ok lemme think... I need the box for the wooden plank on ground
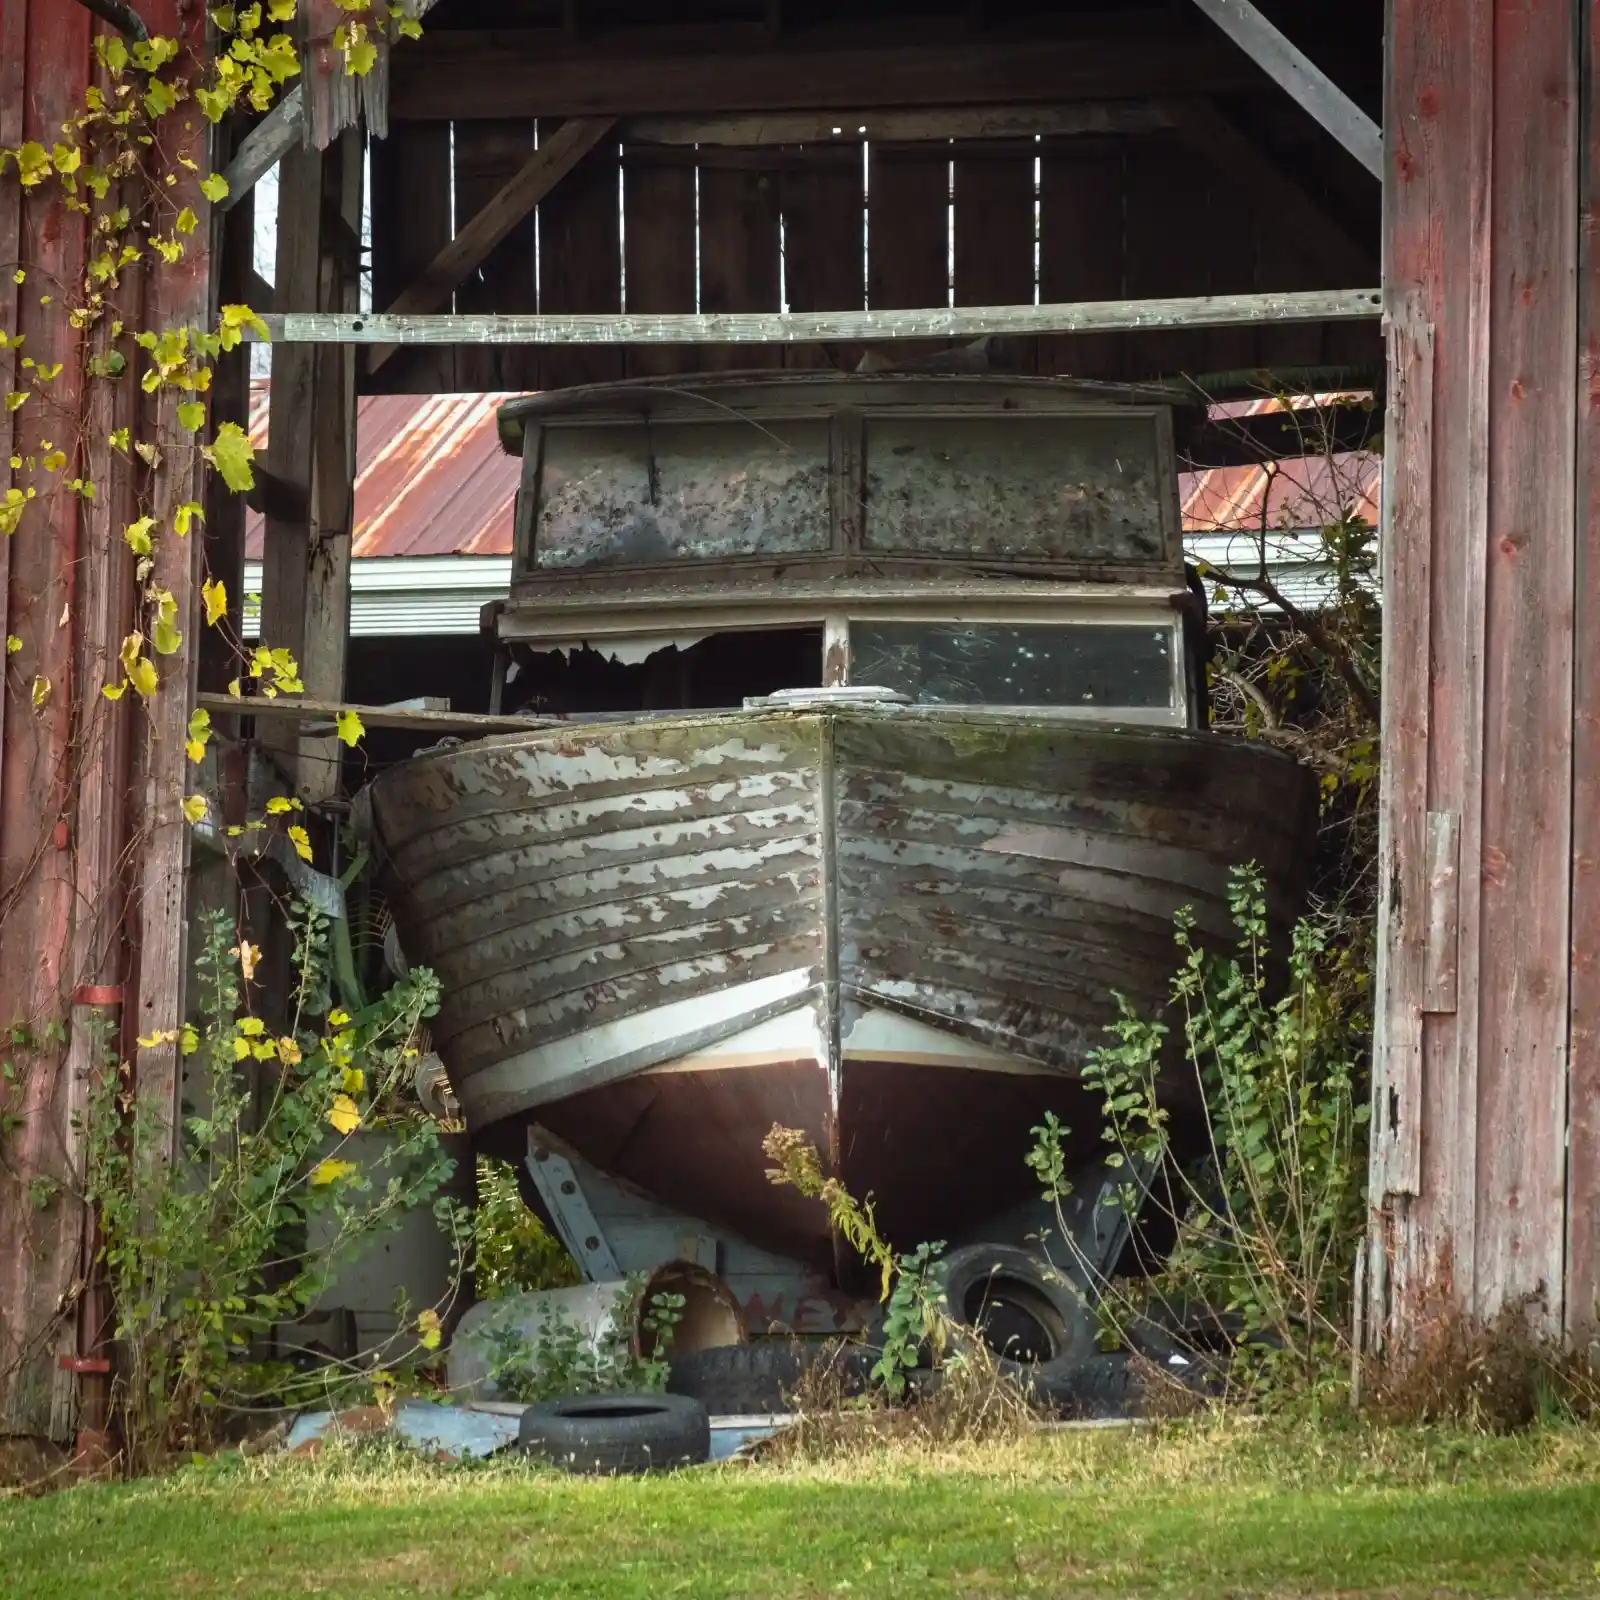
[622,149,697,377]
[367,119,454,391]
[538,123,624,390]
[698,158,783,371]
[1038,138,1126,380]
[449,118,540,390]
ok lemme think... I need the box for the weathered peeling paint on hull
[370,706,1315,1255]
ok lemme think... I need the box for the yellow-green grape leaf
[175,206,199,236]
[15,145,49,189]
[52,143,82,176]
[152,590,182,655]
[268,0,297,18]
[174,501,204,536]
[123,516,155,556]
[181,794,208,825]
[417,1309,442,1351]
[4,635,19,655]
[200,172,230,204]
[120,633,158,699]
[265,795,300,814]
[30,675,49,709]
[41,450,66,473]
[186,706,212,764]
[201,576,227,626]
[397,15,422,38]
[4,393,25,412]
[311,1158,358,1188]
[287,823,313,862]
[176,400,206,433]
[335,708,365,748]
[102,681,126,701]
[327,1094,361,1135]
[205,420,254,491]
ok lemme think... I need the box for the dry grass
[755,1338,1040,1465]
[1369,1298,1600,1431]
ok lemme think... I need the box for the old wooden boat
[367,374,1317,1274]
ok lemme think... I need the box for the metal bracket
[524,1127,622,1281]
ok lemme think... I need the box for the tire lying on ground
[517,1392,710,1474]
[667,1339,872,1413]
[935,1244,1098,1404]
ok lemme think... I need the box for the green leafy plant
[472,1157,580,1299]
[762,1126,950,1399]
[85,901,467,1471]
[471,1281,684,1403]
[1030,864,1371,1405]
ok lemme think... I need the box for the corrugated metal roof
[244,383,1383,564]
[245,385,520,560]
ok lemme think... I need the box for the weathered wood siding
[1373,0,1588,1341]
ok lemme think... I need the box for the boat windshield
[844,617,1184,724]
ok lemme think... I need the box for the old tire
[517,1392,709,1474]
[937,1244,1096,1400]
[667,1339,870,1412]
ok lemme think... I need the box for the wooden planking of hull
[369,706,1316,1261]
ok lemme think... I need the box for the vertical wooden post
[1375,0,1580,1346]
[260,133,358,803]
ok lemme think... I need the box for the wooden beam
[259,141,321,792]
[625,103,1175,147]
[199,693,558,735]
[1163,98,1376,284]
[389,30,1260,121]
[260,288,1382,346]
[367,115,614,375]
[217,87,304,211]
[300,129,363,805]
[1186,0,1382,178]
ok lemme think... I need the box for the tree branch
[72,0,149,41]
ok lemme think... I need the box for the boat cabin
[487,373,1206,728]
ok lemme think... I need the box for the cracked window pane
[536,419,832,569]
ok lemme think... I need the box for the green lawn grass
[3,1420,1598,1597]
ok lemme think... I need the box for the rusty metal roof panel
[245,384,521,560]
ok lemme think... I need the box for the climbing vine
[1,3,424,857]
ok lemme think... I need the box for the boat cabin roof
[490,372,1206,730]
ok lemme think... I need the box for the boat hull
[370,708,1315,1262]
